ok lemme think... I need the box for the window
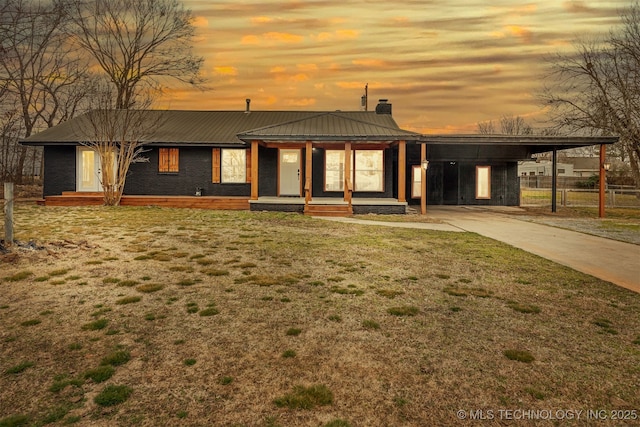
[325,150,346,192]
[557,168,565,174]
[476,166,491,199]
[159,148,179,173]
[324,149,383,192]
[354,150,383,192]
[222,149,246,183]
[212,148,250,183]
[411,165,422,198]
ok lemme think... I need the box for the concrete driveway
[322,206,640,293]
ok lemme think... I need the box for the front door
[279,149,301,196]
[76,147,102,192]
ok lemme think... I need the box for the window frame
[411,165,422,198]
[475,165,491,199]
[324,149,384,193]
[221,148,247,183]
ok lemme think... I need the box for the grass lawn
[1,204,639,426]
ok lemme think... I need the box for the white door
[279,149,301,196]
[76,147,102,192]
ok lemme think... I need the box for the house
[21,100,618,215]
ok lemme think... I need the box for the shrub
[387,306,419,316]
[94,385,133,407]
[100,350,131,367]
[273,384,333,410]
[115,296,141,305]
[84,365,114,383]
[504,349,535,363]
[286,328,302,336]
[82,318,109,331]
[5,361,34,375]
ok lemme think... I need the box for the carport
[414,135,619,217]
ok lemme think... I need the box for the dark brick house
[21,100,617,215]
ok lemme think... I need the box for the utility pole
[361,83,368,111]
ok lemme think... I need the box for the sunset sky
[160,0,629,134]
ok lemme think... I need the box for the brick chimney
[375,99,392,115]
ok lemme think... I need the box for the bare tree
[67,0,205,109]
[540,3,640,187]
[0,0,90,183]
[75,83,158,206]
[477,114,534,135]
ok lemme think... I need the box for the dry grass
[0,204,639,426]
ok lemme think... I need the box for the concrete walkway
[321,207,640,294]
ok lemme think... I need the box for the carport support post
[4,182,14,246]
[599,144,606,218]
[551,148,557,213]
[420,143,427,215]
[250,140,259,200]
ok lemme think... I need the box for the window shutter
[169,148,179,172]
[212,148,221,183]
[246,148,251,183]
[159,148,168,172]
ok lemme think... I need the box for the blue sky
[160,0,629,133]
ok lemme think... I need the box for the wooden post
[397,140,406,202]
[420,144,427,215]
[344,142,352,204]
[599,144,606,218]
[250,140,259,200]
[4,182,14,246]
[305,141,313,203]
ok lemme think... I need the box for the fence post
[610,190,615,208]
[4,182,14,246]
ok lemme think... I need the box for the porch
[250,197,407,216]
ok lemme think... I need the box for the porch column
[599,144,606,218]
[344,142,352,204]
[398,140,406,202]
[251,140,259,200]
[420,143,427,215]
[305,141,313,203]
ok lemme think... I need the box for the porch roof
[237,112,422,142]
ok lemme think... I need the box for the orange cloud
[251,16,272,24]
[270,66,286,73]
[336,30,358,40]
[286,98,316,107]
[264,32,304,43]
[506,25,533,43]
[492,25,533,43]
[290,73,309,82]
[241,35,260,44]
[192,16,208,28]
[241,32,304,45]
[297,63,318,72]
[352,59,387,68]
[213,66,238,76]
[311,30,358,42]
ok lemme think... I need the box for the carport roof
[420,134,619,153]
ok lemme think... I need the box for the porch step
[304,204,353,217]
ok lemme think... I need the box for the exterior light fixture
[603,162,611,171]
[421,159,429,170]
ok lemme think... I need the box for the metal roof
[21,109,413,146]
[420,134,619,150]
[21,110,619,150]
[237,112,422,142]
